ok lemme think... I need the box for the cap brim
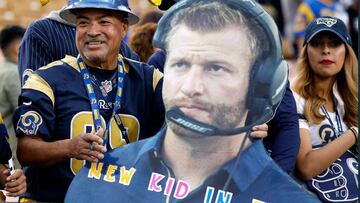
[304,28,349,46]
[59,4,139,25]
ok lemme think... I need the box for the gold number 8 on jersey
[70,111,139,174]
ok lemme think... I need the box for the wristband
[349,126,358,143]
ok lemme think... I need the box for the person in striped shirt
[13,0,165,201]
[18,0,140,85]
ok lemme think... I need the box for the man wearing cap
[13,0,165,201]
[18,0,140,85]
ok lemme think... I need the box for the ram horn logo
[316,18,337,27]
[17,111,43,135]
[22,68,34,85]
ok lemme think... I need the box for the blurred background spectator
[0,25,25,169]
[280,0,303,59]
[138,10,163,25]
[344,0,358,55]
[128,22,158,62]
[127,10,162,62]
[258,0,296,59]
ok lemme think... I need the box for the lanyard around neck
[321,105,343,136]
[77,55,125,146]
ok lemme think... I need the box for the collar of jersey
[61,54,145,80]
[133,125,272,192]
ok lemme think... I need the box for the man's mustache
[84,37,106,43]
[166,98,213,112]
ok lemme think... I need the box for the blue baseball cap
[303,16,352,46]
[60,0,139,25]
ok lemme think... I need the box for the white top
[293,83,348,147]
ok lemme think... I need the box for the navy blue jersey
[0,113,11,164]
[18,17,140,85]
[13,55,164,202]
[263,81,300,174]
[147,49,166,73]
[65,127,319,203]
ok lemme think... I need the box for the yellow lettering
[119,166,136,186]
[88,162,104,179]
[252,199,266,203]
[104,164,118,182]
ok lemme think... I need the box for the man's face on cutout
[163,24,253,136]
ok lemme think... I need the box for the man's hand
[3,169,26,197]
[68,128,107,162]
[251,124,268,139]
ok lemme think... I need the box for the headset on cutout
[153,0,289,136]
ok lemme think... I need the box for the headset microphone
[166,106,274,136]
[166,105,275,191]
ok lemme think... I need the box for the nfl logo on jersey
[101,80,113,93]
